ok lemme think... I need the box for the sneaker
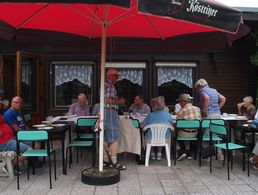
[156,153,162,161]
[217,152,224,161]
[151,153,156,160]
[253,165,258,171]
[177,153,187,161]
[249,157,254,164]
[187,155,192,160]
[13,165,23,175]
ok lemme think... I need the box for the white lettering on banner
[186,0,218,18]
[171,0,182,6]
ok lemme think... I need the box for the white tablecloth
[118,118,141,155]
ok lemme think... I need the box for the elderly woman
[237,96,256,120]
[140,96,173,160]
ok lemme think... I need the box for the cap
[179,94,193,101]
[107,68,121,76]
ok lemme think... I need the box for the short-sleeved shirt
[240,105,256,120]
[0,115,14,144]
[129,103,151,115]
[3,108,26,130]
[200,86,221,115]
[104,79,118,109]
[68,102,90,116]
[177,103,202,120]
[142,110,173,140]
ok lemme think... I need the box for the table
[118,116,141,155]
[34,123,71,174]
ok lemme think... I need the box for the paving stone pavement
[0,147,258,195]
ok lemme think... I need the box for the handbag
[201,146,215,159]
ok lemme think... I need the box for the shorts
[104,108,120,142]
[0,139,31,153]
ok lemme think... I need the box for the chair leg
[242,149,246,172]
[54,151,57,180]
[76,148,79,163]
[145,145,151,167]
[17,155,20,190]
[199,140,202,167]
[48,155,52,189]
[231,151,233,170]
[227,151,230,180]
[165,145,171,167]
[247,151,250,177]
[174,139,177,166]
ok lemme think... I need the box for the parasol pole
[98,22,107,172]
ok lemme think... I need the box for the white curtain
[118,69,143,86]
[54,64,92,87]
[158,67,192,87]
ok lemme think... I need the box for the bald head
[11,96,23,111]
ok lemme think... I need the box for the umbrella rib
[65,4,102,24]
[144,14,164,40]
[107,4,137,25]
[16,4,49,30]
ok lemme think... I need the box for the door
[16,51,42,123]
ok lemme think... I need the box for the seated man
[3,96,41,167]
[176,94,202,160]
[67,93,90,116]
[237,96,256,120]
[235,96,257,145]
[129,95,151,115]
[140,96,173,160]
[0,115,30,171]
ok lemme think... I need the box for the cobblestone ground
[0,148,257,195]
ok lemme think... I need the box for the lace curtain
[118,69,143,86]
[157,67,193,87]
[54,64,92,87]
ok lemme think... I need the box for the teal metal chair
[199,119,224,166]
[16,130,56,189]
[65,118,97,173]
[131,118,140,128]
[209,122,249,180]
[174,119,201,165]
[23,113,32,128]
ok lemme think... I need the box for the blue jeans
[0,139,31,153]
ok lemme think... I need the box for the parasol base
[81,167,120,186]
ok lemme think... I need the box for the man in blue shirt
[195,78,226,119]
[4,96,27,131]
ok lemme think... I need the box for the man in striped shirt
[129,95,151,115]
[176,94,202,160]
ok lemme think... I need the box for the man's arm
[202,94,209,117]
[219,95,226,109]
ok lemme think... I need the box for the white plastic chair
[143,123,174,167]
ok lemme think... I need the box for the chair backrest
[17,130,48,141]
[201,119,225,129]
[131,119,140,128]
[176,119,200,129]
[23,114,32,123]
[77,118,97,127]
[209,123,227,136]
[143,123,173,145]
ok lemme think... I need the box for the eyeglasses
[12,101,22,104]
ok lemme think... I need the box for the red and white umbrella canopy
[0,0,243,171]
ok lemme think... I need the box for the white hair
[195,78,208,88]
[243,96,253,104]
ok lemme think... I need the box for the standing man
[195,78,226,119]
[67,93,90,116]
[176,94,202,160]
[104,68,126,170]
[129,95,151,115]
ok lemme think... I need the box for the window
[156,62,196,105]
[106,62,145,107]
[21,57,37,111]
[51,61,93,108]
